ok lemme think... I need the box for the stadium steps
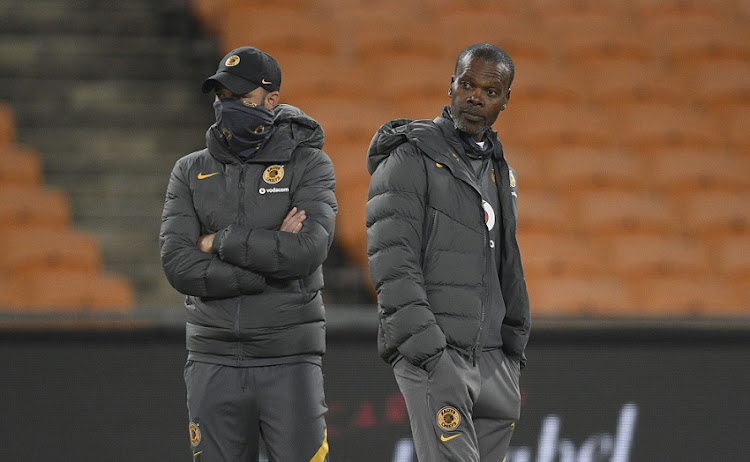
[0,0,218,308]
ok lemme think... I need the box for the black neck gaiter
[213,99,276,160]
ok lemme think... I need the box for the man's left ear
[502,87,511,110]
[264,91,280,110]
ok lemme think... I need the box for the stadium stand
[4,0,747,316]
[542,147,647,192]
[518,232,604,278]
[574,191,679,235]
[523,274,639,316]
[0,185,70,230]
[0,145,42,187]
[0,102,15,145]
[0,104,134,311]
[649,149,750,192]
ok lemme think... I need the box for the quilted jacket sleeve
[213,149,337,280]
[366,146,446,367]
[159,160,267,297]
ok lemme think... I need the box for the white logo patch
[259,187,290,195]
[482,200,496,231]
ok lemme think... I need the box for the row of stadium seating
[0,103,133,312]
[190,0,749,316]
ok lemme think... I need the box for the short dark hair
[455,43,515,89]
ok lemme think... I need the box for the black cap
[202,46,281,95]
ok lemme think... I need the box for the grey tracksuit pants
[184,361,329,462]
[393,347,521,462]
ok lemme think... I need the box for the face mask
[213,99,275,159]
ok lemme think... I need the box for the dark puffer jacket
[160,104,337,360]
[366,116,530,368]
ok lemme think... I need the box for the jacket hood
[368,117,454,174]
[367,115,505,175]
[366,118,413,174]
[207,103,324,164]
[272,103,325,150]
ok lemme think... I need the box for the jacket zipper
[441,152,488,366]
[473,205,489,366]
[234,164,246,360]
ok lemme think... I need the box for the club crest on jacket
[263,165,284,184]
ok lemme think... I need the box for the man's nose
[467,90,482,105]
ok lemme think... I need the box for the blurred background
[0,0,748,460]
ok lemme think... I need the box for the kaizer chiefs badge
[437,406,461,430]
[225,55,240,67]
[509,170,516,188]
[263,165,284,184]
[189,422,201,446]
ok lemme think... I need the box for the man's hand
[280,206,306,233]
[197,233,215,253]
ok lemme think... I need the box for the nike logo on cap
[440,434,461,442]
[262,79,272,85]
[197,172,220,180]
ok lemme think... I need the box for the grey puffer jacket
[160,104,337,360]
[366,116,530,368]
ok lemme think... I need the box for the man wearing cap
[160,46,336,461]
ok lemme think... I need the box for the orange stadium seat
[218,8,336,58]
[342,12,446,61]
[526,274,639,317]
[638,276,744,316]
[516,191,576,233]
[518,232,603,277]
[737,280,750,313]
[559,22,654,66]
[191,0,230,34]
[629,0,728,21]
[501,102,615,150]
[636,4,729,41]
[24,270,134,313]
[726,108,750,149]
[511,62,582,104]
[0,186,70,229]
[664,28,750,66]
[740,0,750,17]
[582,63,690,108]
[607,234,711,278]
[0,103,15,146]
[389,94,451,121]
[425,0,526,17]
[617,104,724,151]
[0,228,101,274]
[374,56,454,107]
[335,181,369,266]
[302,99,392,145]
[0,145,42,187]
[530,0,625,23]
[434,18,553,69]
[717,235,750,277]
[542,147,646,192]
[0,275,29,309]
[325,139,370,188]
[320,0,423,10]
[680,191,750,235]
[694,62,750,111]
[503,148,546,192]
[649,149,750,192]
[574,191,679,235]
[278,55,372,104]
